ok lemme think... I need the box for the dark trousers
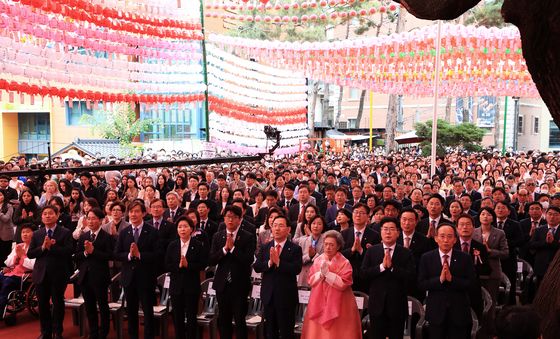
[216,285,249,339]
[263,300,296,339]
[0,240,11,267]
[429,310,471,339]
[371,314,405,339]
[81,279,110,339]
[125,281,155,339]
[0,274,21,313]
[36,274,66,337]
[171,292,199,339]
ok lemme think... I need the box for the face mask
[541,201,550,210]
[541,189,549,194]
[421,173,428,179]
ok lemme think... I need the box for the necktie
[47,229,53,238]
[91,232,96,242]
[170,211,175,219]
[133,227,140,243]
[200,220,205,230]
[385,247,392,255]
[498,221,504,230]
[276,244,282,256]
[404,236,411,249]
[462,242,469,253]
[443,254,449,267]
[431,220,436,228]
[356,231,362,242]
[549,228,556,236]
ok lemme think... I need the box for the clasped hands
[440,262,453,283]
[129,242,140,259]
[42,235,56,251]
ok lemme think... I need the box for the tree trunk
[385,8,407,153]
[322,83,330,127]
[308,81,319,144]
[494,97,501,147]
[355,90,367,128]
[335,86,344,129]
[444,97,452,122]
[385,94,399,152]
[533,250,560,339]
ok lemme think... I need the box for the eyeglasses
[352,211,368,215]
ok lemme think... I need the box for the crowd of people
[0,146,554,339]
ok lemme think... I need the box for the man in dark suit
[445,178,466,207]
[244,172,262,204]
[325,187,352,224]
[463,177,482,202]
[455,213,490,320]
[397,207,434,301]
[164,191,185,225]
[529,206,560,286]
[254,190,280,226]
[418,224,476,339]
[190,182,220,222]
[196,200,219,248]
[341,203,381,292]
[28,205,74,339]
[254,215,303,339]
[149,199,176,256]
[114,201,160,339]
[209,206,256,339]
[361,217,415,339]
[416,194,452,238]
[308,179,324,204]
[218,199,257,236]
[495,200,524,305]
[519,202,547,264]
[165,216,207,339]
[75,208,114,339]
[318,185,336,217]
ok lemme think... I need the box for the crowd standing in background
[0,145,554,339]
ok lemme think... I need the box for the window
[349,88,360,100]
[141,102,202,141]
[66,101,102,126]
[533,117,539,134]
[517,115,524,134]
[338,121,348,129]
[550,121,560,148]
[19,113,50,141]
[348,119,357,129]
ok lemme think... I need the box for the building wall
[49,103,94,154]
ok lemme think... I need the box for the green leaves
[415,119,486,156]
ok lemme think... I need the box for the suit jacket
[190,199,220,222]
[529,225,560,277]
[454,238,489,319]
[286,201,301,231]
[164,238,207,296]
[218,218,256,237]
[361,244,415,319]
[151,218,177,253]
[417,216,452,237]
[208,228,256,294]
[114,224,160,288]
[397,231,435,266]
[27,226,74,285]
[497,218,524,272]
[318,198,334,217]
[519,218,547,262]
[75,229,114,286]
[341,227,381,292]
[472,227,509,279]
[325,203,352,224]
[418,249,476,326]
[163,207,185,224]
[311,191,323,205]
[253,240,303,307]
[198,219,218,247]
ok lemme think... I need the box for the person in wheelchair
[0,223,36,318]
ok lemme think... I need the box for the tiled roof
[53,139,132,158]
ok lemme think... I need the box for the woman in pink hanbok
[302,230,362,339]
